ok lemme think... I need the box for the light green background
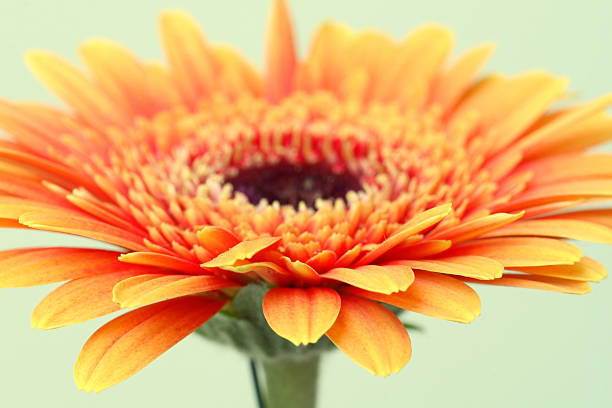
[0,0,611,407]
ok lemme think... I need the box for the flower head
[1,0,610,392]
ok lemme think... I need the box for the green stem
[252,354,320,408]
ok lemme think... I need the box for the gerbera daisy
[0,0,610,406]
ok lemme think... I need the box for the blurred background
[0,0,610,407]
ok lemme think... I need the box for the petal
[323,264,414,294]
[18,210,149,252]
[196,226,240,255]
[372,25,452,104]
[113,274,238,308]
[74,296,225,392]
[493,179,612,212]
[79,39,156,116]
[31,270,143,329]
[355,203,452,266]
[538,209,612,229]
[432,42,495,112]
[0,195,82,220]
[450,237,583,267]
[280,257,323,285]
[0,248,128,287]
[390,255,503,280]
[483,218,612,244]
[201,236,280,268]
[25,51,128,128]
[265,0,296,102]
[0,147,103,196]
[487,74,568,154]
[326,293,412,377]
[516,93,612,159]
[383,239,452,260]
[343,270,481,323]
[465,274,591,294]
[430,212,524,243]
[119,252,203,275]
[262,287,341,346]
[158,10,216,106]
[517,153,612,186]
[511,257,607,282]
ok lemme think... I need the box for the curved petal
[343,271,481,323]
[201,237,280,268]
[326,293,411,377]
[355,203,452,266]
[464,274,591,294]
[511,257,607,282]
[119,252,203,275]
[484,218,612,244]
[450,237,583,267]
[262,287,341,346]
[0,248,128,287]
[323,264,414,294]
[31,270,143,329]
[74,296,225,392]
[18,210,149,252]
[25,51,129,128]
[113,274,238,308]
[390,256,503,280]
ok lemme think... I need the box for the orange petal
[196,226,240,255]
[158,10,216,107]
[201,236,280,268]
[119,252,203,275]
[0,218,24,228]
[488,74,568,154]
[303,22,354,90]
[512,256,607,282]
[306,250,337,273]
[25,51,128,128]
[18,210,149,252]
[355,203,452,266]
[432,43,495,112]
[483,218,612,244]
[31,270,143,330]
[0,195,82,220]
[373,25,452,103]
[113,274,238,308]
[79,39,156,117]
[493,179,612,212]
[265,0,296,102]
[429,212,524,243]
[74,296,225,392]
[0,146,103,196]
[280,257,323,285]
[262,287,341,346]
[517,153,612,186]
[535,209,612,229]
[464,274,591,294]
[323,264,414,294]
[450,237,583,267]
[343,270,481,323]
[383,239,452,260]
[516,93,612,159]
[390,255,503,280]
[0,248,130,287]
[326,293,411,376]
[212,45,263,97]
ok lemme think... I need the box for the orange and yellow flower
[1,0,611,392]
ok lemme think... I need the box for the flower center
[225,162,363,208]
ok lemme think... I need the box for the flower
[0,0,610,394]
